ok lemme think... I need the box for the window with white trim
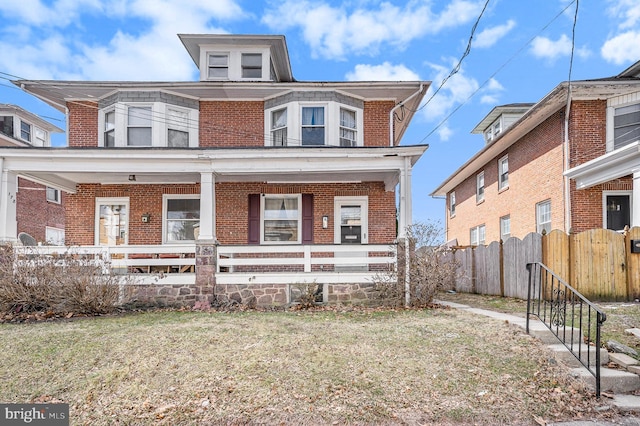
[104,109,115,147]
[498,155,509,190]
[536,200,551,234]
[261,194,301,244]
[45,226,65,246]
[301,106,325,145]
[500,215,511,241]
[46,187,61,204]
[613,103,640,150]
[167,108,189,147]
[470,224,485,246]
[127,106,152,146]
[339,108,357,146]
[476,171,485,203]
[208,53,229,79]
[34,127,46,147]
[0,116,13,137]
[449,191,456,217]
[271,108,287,146]
[20,120,31,142]
[163,195,200,243]
[241,53,262,78]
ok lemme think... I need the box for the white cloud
[262,0,485,60]
[479,78,504,104]
[0,0,101,27]
[601,31,640,65]
[530,34,591,62]
[345,62,420,81]
[607,0,640,30]
[474,20,516,48]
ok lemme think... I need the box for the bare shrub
[291,282,321,309]
[373,221,459,307]
[0,245,123,315]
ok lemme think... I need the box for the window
[301,107,325,145]
[46,187,61,204]
[470,224,485,246]
[498,155,509,190]
[613,103,640,150]
[262,194,301,243]
[20,120,31,142]
[34,127,46,146]
[45,227,65,246]
[241,53,262,78]
[449,191,456,217]
[0,116,12,137]
[104,110,115,147]
[484,117,503,143]
[500,215,511,241]
[339,108,357,146]
[127,106,152,146]
[164,196,200,242]
[271,108,287,146]
[167,108,189,147]
[476,172,485,203]
[208,53,229,79]
[536,200,551,234]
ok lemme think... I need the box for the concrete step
[528,323,583,345]
[571,367,640,394]
[625,328,640,340]
[548,343,609,367]
[612,394,640,413]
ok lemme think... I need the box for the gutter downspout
[389,83,425,147]
[564,83,572,233]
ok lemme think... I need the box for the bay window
[271,108,287,146]
[20,120,31,142]
[127,106,152,146]
[167,108,189,147]
[339,108,357,146]
[302,107,325,145]
[613,103,640,150]
[163,196,200,243]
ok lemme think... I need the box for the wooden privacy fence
[444,227,640,301]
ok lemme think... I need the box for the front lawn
[0,308,618,425]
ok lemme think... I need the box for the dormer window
[241,53,262,78]
[484,117,503,143]
[208,53,229,79]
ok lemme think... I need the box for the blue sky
[1,0,639,226]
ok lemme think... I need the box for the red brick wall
[65,182,396,245]
[200,101,264,147]
[67,101,98,147]
[364,101,394,147]
[16,178,65,243]
[447,110,566,244]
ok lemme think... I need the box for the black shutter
[248,194,260,244]
[302,194,314,244]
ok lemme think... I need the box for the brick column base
[195,239,217,303]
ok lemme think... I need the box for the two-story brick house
[0,104,65,244]
[431,60,640,246]
[2,34,428,306]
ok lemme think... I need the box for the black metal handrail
[526,262,607,397]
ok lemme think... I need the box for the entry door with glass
[605,193,631,231]
[334,197,368,271]
[95,198,129,246]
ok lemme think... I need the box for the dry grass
[0,308,620,425]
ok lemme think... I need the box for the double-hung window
[20,120,31,142]
[449,191,456,217]
[500,215,511,241]
[167,108,189,148]
[34,127,46,147]
[470,224,485,246]
[301,107,325,145]
[476,171,485,203]
[45,227,65,246]
[104,110,115,147]
[262,194,301,243]
[46,187,61,204]
[271,108,287,146]
[164,196,200,242]
[0,116,13,137]
[536,200,551,234]
[613,103,640,150]
[339,108,357,146]
[208,53,229,79]
[498,155,509,190]
[127,106,152,146]
[241,53,262,78]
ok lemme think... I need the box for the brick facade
[199,101,265,147]
[16,177,65,243]
[364,100,395,146]
[68,101,98,147]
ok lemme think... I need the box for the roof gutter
[389,83,425,146]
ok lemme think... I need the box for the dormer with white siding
[472,103,534,144]
[0,104,62,147]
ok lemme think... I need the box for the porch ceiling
[565,141,640,189]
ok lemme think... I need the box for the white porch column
[397,157,413,239]
[633,172,640,228]
[0,166,18,243]
[198,172,216,241]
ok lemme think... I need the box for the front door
[605,194,631,231]
[95,198,129,246]
[334,196,368,271]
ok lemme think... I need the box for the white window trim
[498,155,509,191]
[500,215,510,241]
[602,190,632,229]
[476,171,485,203]
[206,51,230,80]
[606,92,640,152]
[95,197,130,246]
[536,200,552,234]
[261,193,302,245]
[46,187,61,204]
[20,120,31,143]
[264,101,364,147]
[470,224,485,246]
[45,226,65,246]
[162,194,201,244]
[449,191,456,217]
[200,47,271,81]
[98,102,198,148]
[334,196,368,244]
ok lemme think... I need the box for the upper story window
[498,155,509,190]
[449,191,456,217]
[208,53,229,79]
[484,117,503,143]
[476,171,485,203]
[0,116,13,138]
[500,215,511,241]
[301,106,325,145]
[98,101,198,148]
[613,103,640,150]
[20,120,31,142]
[265,100,363,147]
[46,187,61,204]
[241,53,262,78]
[536,200,551,234]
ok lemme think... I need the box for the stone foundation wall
[124,283,213,307]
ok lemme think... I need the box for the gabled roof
[178,34,294,82]
[470,103,534,134]
[0,104,63,133]
[430,77,640,197]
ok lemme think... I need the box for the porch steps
[570,367,640,394]
[547,343,609,367]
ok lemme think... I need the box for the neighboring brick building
[0,104,64,244]
[1,35,428,306]
[431,61,640,246]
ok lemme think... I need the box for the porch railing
[526,262,607,397]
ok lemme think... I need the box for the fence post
[499,239,505,297]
